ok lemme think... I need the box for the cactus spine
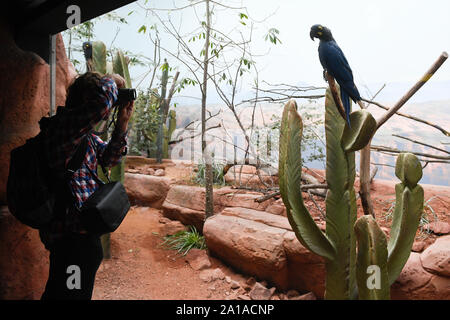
[279,88,423,300]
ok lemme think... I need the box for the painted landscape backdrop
[164,90,449,186]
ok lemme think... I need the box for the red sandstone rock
[423,222,450,235]
[282,231,326,298]
[158,220,187,237]
[249,282,273,300]
[164,185,207,212]
[0,28,75,299]
[420,235,450,277]
[198,268,225,283]
[124,173,171,208]
[161,186,276,230]
[411,240,426,253]
[224,165,278,187]
[215,188,275,211]
[391,252,450,300]
[162,202,205,232]
[220,207,292,231]
[265,199,287,216]
[0,207,49,299]
[203,214,289,289]
[185,249,211,271]
[154,169,165,176]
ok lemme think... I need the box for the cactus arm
[354,215,390,300]
[113,50,132,88]
[387,153,424,285]
[387,185,424,285]
[282,101,336,261]
[110,49,132,182]
[278,101,292,214]
[341,109,377,152]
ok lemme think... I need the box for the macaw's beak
[310,30,315,41]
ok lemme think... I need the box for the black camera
[116,88,137,105]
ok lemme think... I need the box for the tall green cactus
[279,88,423,300]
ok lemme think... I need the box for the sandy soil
[93,206,243,300]
[92,163,449,300]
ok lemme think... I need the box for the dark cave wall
[0,17,76,299]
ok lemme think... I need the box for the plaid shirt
[39,76,127,234]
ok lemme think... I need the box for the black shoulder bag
[78,135,130,235]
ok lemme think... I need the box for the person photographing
[37,72,134,300]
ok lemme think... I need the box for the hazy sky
[81,0,450,103]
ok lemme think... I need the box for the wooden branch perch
[325,72,347,121]
[376,52,448,130]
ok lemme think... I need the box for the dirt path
[93,207,248,300]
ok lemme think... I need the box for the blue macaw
[310,24,361,126]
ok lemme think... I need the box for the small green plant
[192,162,225,186]
[160,226,207,256]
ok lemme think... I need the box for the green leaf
[239,13,248,19]
[138,25,147,34]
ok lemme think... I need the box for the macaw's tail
[340,87,351,127]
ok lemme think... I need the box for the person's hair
[65,71,104,109]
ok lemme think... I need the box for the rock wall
[161,185,276,231]
[0,18,76,299]
[0,207,49,299]
[0,21,76,204]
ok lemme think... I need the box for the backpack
[7,124,88,229]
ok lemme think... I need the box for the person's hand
[116,100,134,133]
[109,73,126,89]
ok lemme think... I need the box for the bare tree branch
[392,134,450,155]
[361,97,450,137]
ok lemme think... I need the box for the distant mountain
[167,98,449,186]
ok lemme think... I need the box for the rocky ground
[93,207,313,300]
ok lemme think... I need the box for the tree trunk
[203,0,214,220]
